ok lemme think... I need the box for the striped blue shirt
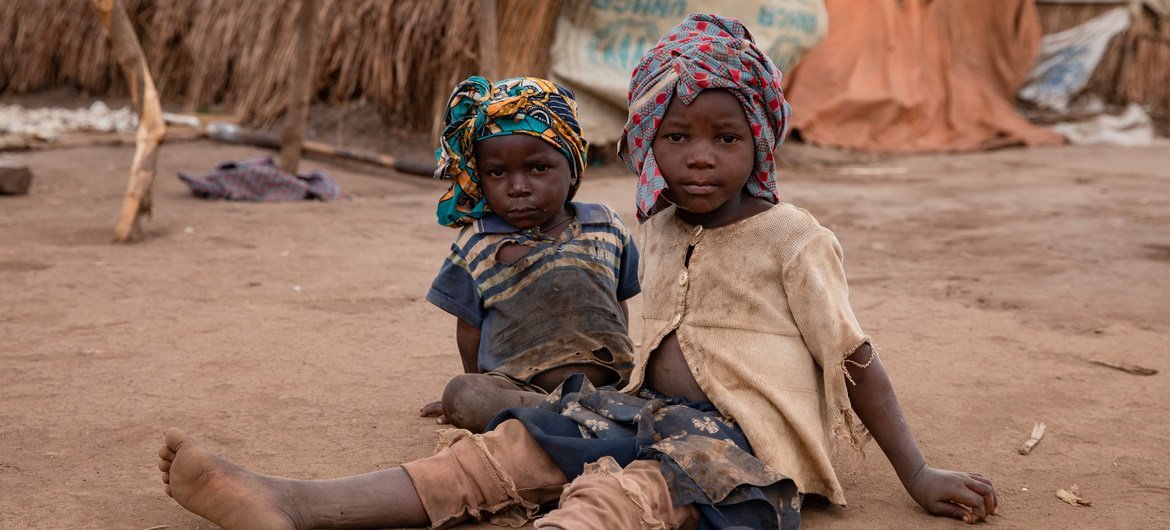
[427,202,639,384]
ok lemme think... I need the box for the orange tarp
[784,0,1064,152]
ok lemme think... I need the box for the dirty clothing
[630,203,869,505]
[491,374,801,529]
[480,371,550,394]
[536,458,698,529]
[427,202,639,386]
[177,156,341,201]
[402,419,697,530]
[402,374,800,530]
[402,419,567,528]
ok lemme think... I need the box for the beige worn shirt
[626,203,868,504]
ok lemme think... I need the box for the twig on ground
[1018,421,1046,455]
[1089,359,1158,376]
[1056,485,1092,507]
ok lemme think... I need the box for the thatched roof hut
[4,1,1165,135]
[0,0,559,130]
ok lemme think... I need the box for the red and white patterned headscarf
[619,13,792,222]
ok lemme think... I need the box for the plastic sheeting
[1036,0,1170,18]
[783,0,1065,152]
[550,0,827,145]
[1019,7,1133,112]
[0,102,136,140]
[1052,103,1155,145]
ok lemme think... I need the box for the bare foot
[158,428,300,530]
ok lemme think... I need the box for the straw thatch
[497,0,560,78]
[0,0,561,131]
[1035,3,1170,123]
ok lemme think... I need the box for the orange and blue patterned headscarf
[619,14,792,222]
[434,76,588,227]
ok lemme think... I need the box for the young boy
[419,76,640,432]
[156,14,997,529]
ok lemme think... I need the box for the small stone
[0,160,33,195]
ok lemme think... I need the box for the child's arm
[455,319,481,374]
[845,343,998,524]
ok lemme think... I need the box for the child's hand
[418,401,448,424]
[906,466,998,524]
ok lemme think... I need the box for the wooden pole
[279,0,319,174]
[206,122,435,177]
[477,0,500,80]
[91,0,167,243]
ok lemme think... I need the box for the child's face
[652,89,756,224]
[475,134,573,230]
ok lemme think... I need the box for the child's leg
[157,427,427,529]
[158,420,566,529]
[403,419,567,527]
[442,373,545,432]
[535,457,699,530]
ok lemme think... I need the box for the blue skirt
[488,374,800,530]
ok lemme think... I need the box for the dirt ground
[1,136,1168,529]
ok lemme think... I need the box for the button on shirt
[628,203,869,504]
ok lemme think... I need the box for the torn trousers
[401,419,697,529]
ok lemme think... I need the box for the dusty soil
[1,137,1167,529]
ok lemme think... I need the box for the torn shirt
[428,202,640,385]
[629,203,868,504]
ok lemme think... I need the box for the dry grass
[497,0,561,78]
[6,2,1163,132]
[1,0,561,131]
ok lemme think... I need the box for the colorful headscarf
[434,76,588,227]
[619,13,792,222]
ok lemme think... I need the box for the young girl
[157,14,996,529]
[419,76,640,432]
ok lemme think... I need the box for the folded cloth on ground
[178,156,341,201]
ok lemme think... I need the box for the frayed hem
[829,338,875,455]
[425,428,541,529]
[538,457,669,530]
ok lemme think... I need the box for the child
[157,14,997,529]
[418,76,640,432]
